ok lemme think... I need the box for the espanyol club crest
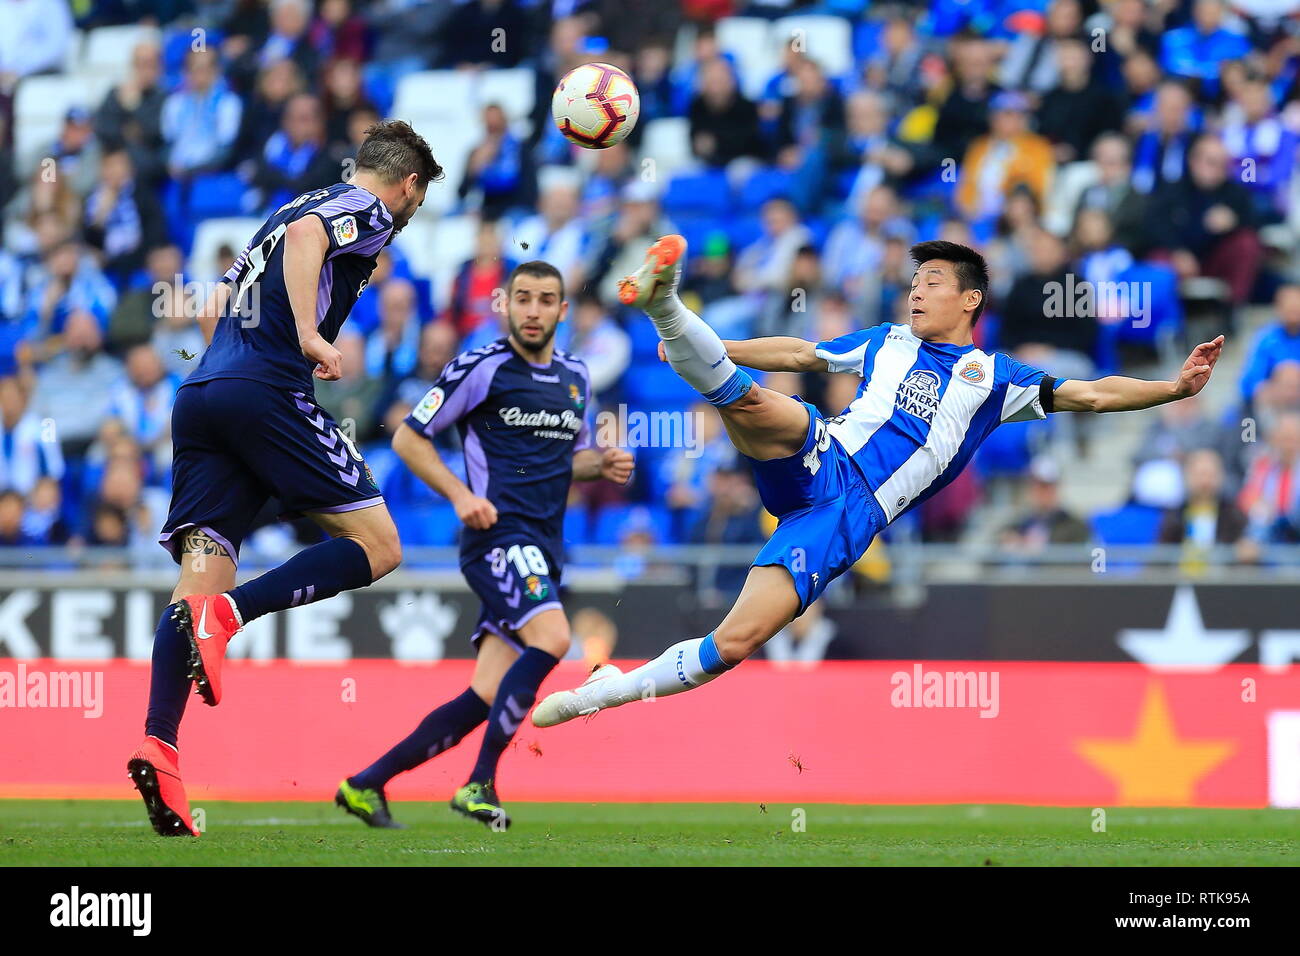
[524,575,548,601]
[569,383,584,409]
[895,369,942,423]
[959,360,986,383]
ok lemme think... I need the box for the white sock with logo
[647,296,752,406]
[593,635,733,709]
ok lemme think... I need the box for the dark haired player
[533,235,1225,726]
[128,122,443,836]
[335,261,633,829]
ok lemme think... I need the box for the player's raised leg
[451,608,568,828]
[336,635,509,828]
[532,565,799,727]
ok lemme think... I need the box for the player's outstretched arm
[392,422,498,530]
[657,335,828,373]
[1053,335,1225,413]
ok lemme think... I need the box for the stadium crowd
[2,0,1300,571]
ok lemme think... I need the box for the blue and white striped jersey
[814,322,1059,523]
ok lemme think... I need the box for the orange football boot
[176,593,242,706]
[127,736,199,837]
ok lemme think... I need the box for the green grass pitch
[2,801,1296,866]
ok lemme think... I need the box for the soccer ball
[551,62,640,149]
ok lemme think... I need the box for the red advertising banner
[1,660,1296,806]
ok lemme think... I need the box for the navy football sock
[228,536,372,624]
[351,689,490,791]
[469,647,559,785]
[144,603,191,748]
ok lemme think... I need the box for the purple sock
[469,647,559,785]
[351,688,490,791]
[144,603,190,748]
[228,537,372,624]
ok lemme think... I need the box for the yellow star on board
[1075,682,1235,805]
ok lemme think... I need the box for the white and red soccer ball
[551,62,640,149]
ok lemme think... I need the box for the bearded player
[127,122,442,836]
[532,236,1224,727]
[335,261,633,830]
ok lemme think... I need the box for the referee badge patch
[332,215,358,246]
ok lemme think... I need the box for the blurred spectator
[247,92,339,213]
[238,0,320,88]
[956,91,1055,223]
[1159,0,1250,97]
[236,58,305,169]
[0,489,24,546]
[998,229,1098,380]
[1159,448,1253,560]
[106,344,177,474]
[0,0,73,94]
[1072,133,1148,253]
[458,103,535,218]
[48,107,102,197]
[111,244,185,354]
[387,320,458,414]
[1036,38,1124,165]
[998,457,1090,552]
[21,474,67,545]
[1220,76,1296,223]
[513,172,587,292]
[823,185,910,312]
[317,330,384,442]
[162,48,244,179]
[590,180,674,306]
[859,13,926,107]
[563,293,629,402]
[1238,412,1300,542]
[0,374,62,494]
[437,0,530,69]
[933,35,999,162]
[836,90,916,201]
[22,238,117,342]
[445,219,512,338]
[773,57,845,213]
[311,0,369,63]
[690,464,764,592]
[689,56,767,166]
[84,150,166,284]
[1240,285,1300,405]
[999,0,1085,94]
[660,400,737,541]
[365,277,421,383]
[734,197,811,297]
[1147,133,1262,304]
[30,311,122,452]
[1131,80,1198,194]
[320,57,374,151]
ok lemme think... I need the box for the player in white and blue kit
[533,236,1224,727]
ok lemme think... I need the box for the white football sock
[595,636,733,709]
[648,297,752,406]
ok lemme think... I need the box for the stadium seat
[13,72,114,172]
[188,172,248,220]
[473,68,536,131]
[189,217,261,282]
[662,171,733,218]
[1091,503,1164,546]
[772,15,854,81]
[716,17,779,99]
[84,24,162,81]
[62,29,84,73]
[739,168,795,208]
[625,362,700,407]
[392,71,479,127]
[628,318,664,361]
[639,117,693,182]
[725,214,764,251]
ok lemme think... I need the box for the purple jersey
[187,182,394,392]
[404,338,594,561]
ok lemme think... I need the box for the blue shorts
[159,378,383,564]
[461,538,564,653]
[746,398,887,615]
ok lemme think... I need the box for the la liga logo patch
[959,361,986,383]
[331,214,358,247]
